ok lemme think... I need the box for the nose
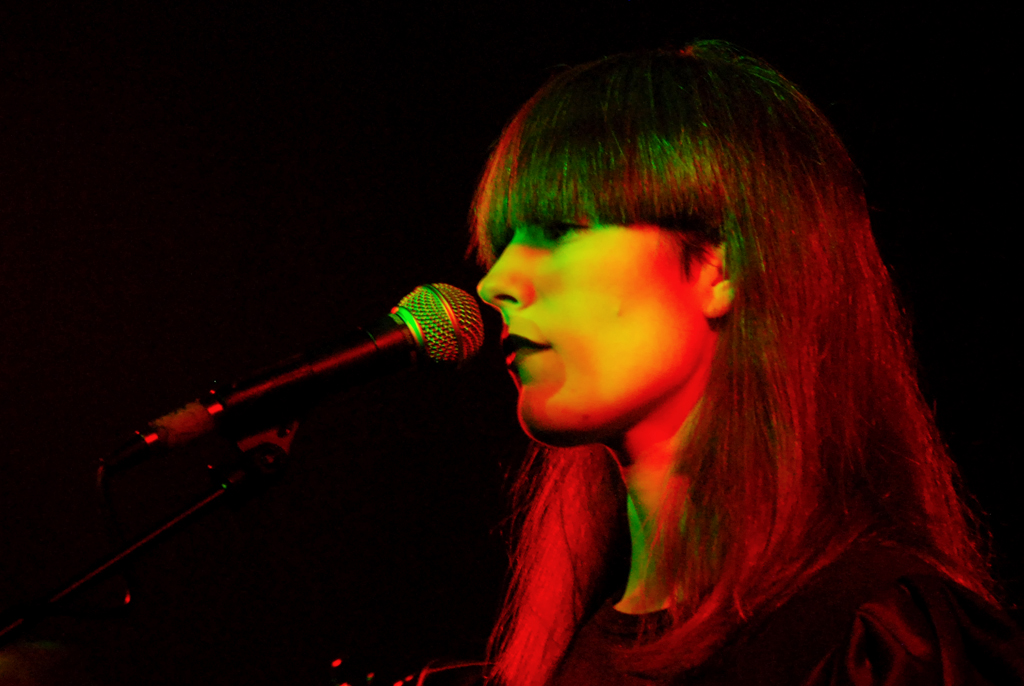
[476,244,537,315]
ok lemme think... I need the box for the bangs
[471,50,727,266]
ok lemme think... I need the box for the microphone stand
[0,420,299,647]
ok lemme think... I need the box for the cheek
[512,246,711,443]
[514,324,656,442]
[589,324,682,399]
[512,338,602,444]
[568,301,711,410]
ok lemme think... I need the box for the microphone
[105,283,484,472]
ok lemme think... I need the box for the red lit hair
[471,42,996,686]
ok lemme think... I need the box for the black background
[0,2,1018,684]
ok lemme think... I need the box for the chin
[517,397,610,448]
[520,424,587,448]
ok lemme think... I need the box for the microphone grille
[396,283,485,364]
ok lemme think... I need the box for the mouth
[503,333,550,366]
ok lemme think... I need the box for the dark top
[549,541,1024,685]
[417,542,1023,685]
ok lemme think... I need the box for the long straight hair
[471,42,997,686]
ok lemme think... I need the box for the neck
[611,403,699,614]
[606,343,714,614]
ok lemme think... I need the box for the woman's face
[477,224,730,451]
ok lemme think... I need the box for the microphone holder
[0,421,299,647]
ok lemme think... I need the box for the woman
[466,42,1022,685]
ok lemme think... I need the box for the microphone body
[107,284,483,471]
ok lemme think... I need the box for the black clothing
[417,542,1022,685]
[549,542,1024,685]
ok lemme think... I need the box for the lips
[503,333,550,366]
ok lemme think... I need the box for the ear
[697,245,734,319]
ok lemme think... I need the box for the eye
[505,222,590,250]
[540,221,589,242]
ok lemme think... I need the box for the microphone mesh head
[396,283,485,364]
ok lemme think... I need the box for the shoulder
[805,573,1024,685]
[690,541,1024,686]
